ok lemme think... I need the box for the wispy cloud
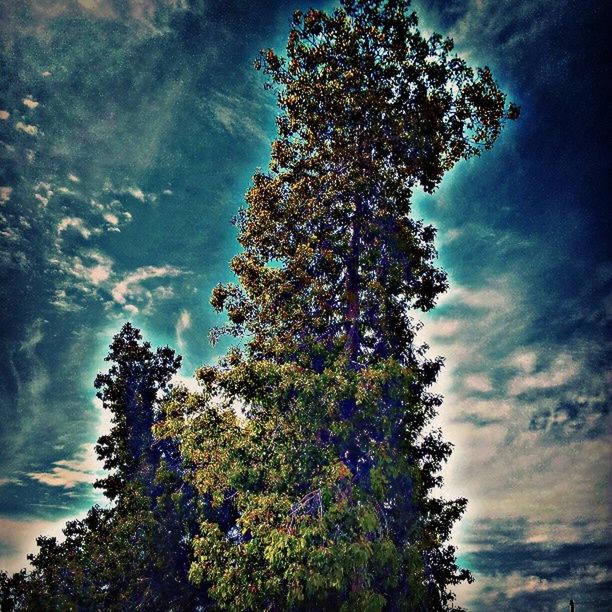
[210,93,268,143]
[111,265,184,307]
[175,309,191,351]
[57,216,92,240]
[50,250,115,303]
[507,353,579,396]
[27,444,101,489]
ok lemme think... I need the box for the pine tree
[1,325,209,611]
[157,0,518,609]
[94,322,182,501]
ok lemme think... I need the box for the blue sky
[0,0,609,609]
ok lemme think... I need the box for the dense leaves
[2,1,516,609]
[94,322,182,500]
[1,325,209,611]
[158,0,517,610]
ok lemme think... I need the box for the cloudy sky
[0,0,609,609]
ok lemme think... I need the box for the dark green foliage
[0,324,209,611]
[156,0,517,610]
[1,1,517,609]
[94,322,182,500]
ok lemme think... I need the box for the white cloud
[448,430,611,528]
[171,373,201,393]
[430,317,461,338]
[126,186,145,202]
[456,397,516,422]
[22,97,39,109]
[111,265,183,305]
[57,216,91,239]
[76,0,116,17]
[88,395,110,441]
[49,250,115,310]
[0,110,9,120]
[89,265,111,284]
[0,186,12,204]
[28,443,101,489]
[0,227,20,242]
[456,550,611,611]
[464,373,493,393]
[103,212,119,225]
[509,349,538,373]
[67,173,80,183]
[0,517,69,573]
[57,186,76,195]
[418,267,608,610]
[86,248,113,267]
[74,260,111,286]
[175,309,191,350]
[444,284,510,309]
[15,121,38,136]
[507,353,578,395]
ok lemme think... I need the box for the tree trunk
[345,199,362,366]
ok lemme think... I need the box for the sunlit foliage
[157,0,517,609]
[1,1,516,609]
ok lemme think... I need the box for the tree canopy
[2,1,516,610]
[1,324,209,611]
[157,0,517,609]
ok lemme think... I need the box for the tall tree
[158,0,517,609]
[1,324,209,611]
[94,322,182,500]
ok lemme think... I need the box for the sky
[0,0,609,609]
